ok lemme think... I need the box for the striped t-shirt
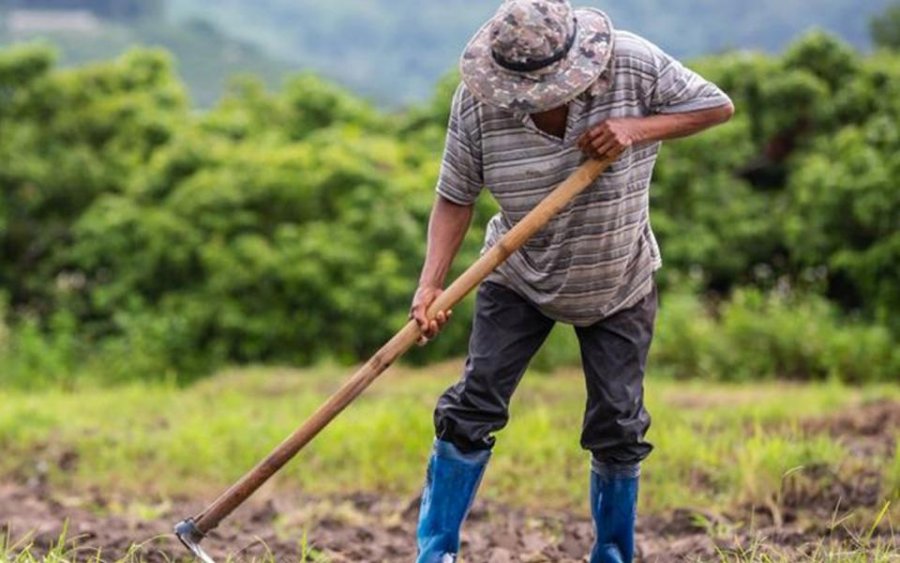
[437,30,732,325]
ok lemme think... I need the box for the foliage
[785,122,900,326]
[0,33,898,385]
[649,33,900,327]
[0,44,481,383]
[871,1,900,49]
[0,45,185,324]
[652,288,899,383]
[527,286,898,384]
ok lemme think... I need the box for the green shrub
[0,311,81,389]
[520,286,897,385]
[653,288,898,383]
[1,36,899,386]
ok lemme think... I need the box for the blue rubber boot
[589,463,640,563]
[416,440,491,563]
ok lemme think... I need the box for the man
[410,1,734,561]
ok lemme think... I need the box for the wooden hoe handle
[182,154,618,537]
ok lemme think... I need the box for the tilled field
[1,481,897,562]
[2,401,897,562]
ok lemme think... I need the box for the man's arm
[410,195,475,345]
[577,103,735,160]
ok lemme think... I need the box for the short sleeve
[642,39,732,115]
[435,84,484,205]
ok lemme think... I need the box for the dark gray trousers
[434,281,656,465]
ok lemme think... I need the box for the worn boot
[416,440,491,563]
[589,463,640,563]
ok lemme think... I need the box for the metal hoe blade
[174,519,216,563]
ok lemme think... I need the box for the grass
[1,363,896,511]
[2,530,896,563]
[0,529,327,563]
[0,362,897,561]
[713,538,900,562]
[0,533,153,563]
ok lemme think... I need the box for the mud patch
[803,398,900,458]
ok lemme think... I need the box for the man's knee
[582,406,653,465]
[433,379,507,453]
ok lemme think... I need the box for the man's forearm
[419,195,475,288]
[578,102,734,159]
[635,103,735,143]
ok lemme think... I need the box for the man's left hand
[577,118,644,160]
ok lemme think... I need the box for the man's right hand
[410,285,453,346]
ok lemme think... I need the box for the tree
[871,2,900,49]
[2,33,899,385]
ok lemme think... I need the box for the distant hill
[170,0,894,105]
[0,7,298,107]
[1,0,893,106]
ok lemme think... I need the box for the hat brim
[460,8,614,114]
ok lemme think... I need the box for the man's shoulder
[612,30,659,66]
[451,81,496,134]
[452,82,481,114]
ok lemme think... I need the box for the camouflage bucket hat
[460,0,614,113]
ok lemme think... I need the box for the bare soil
[1,400,897,562]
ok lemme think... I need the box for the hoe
[173,153,620,562]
